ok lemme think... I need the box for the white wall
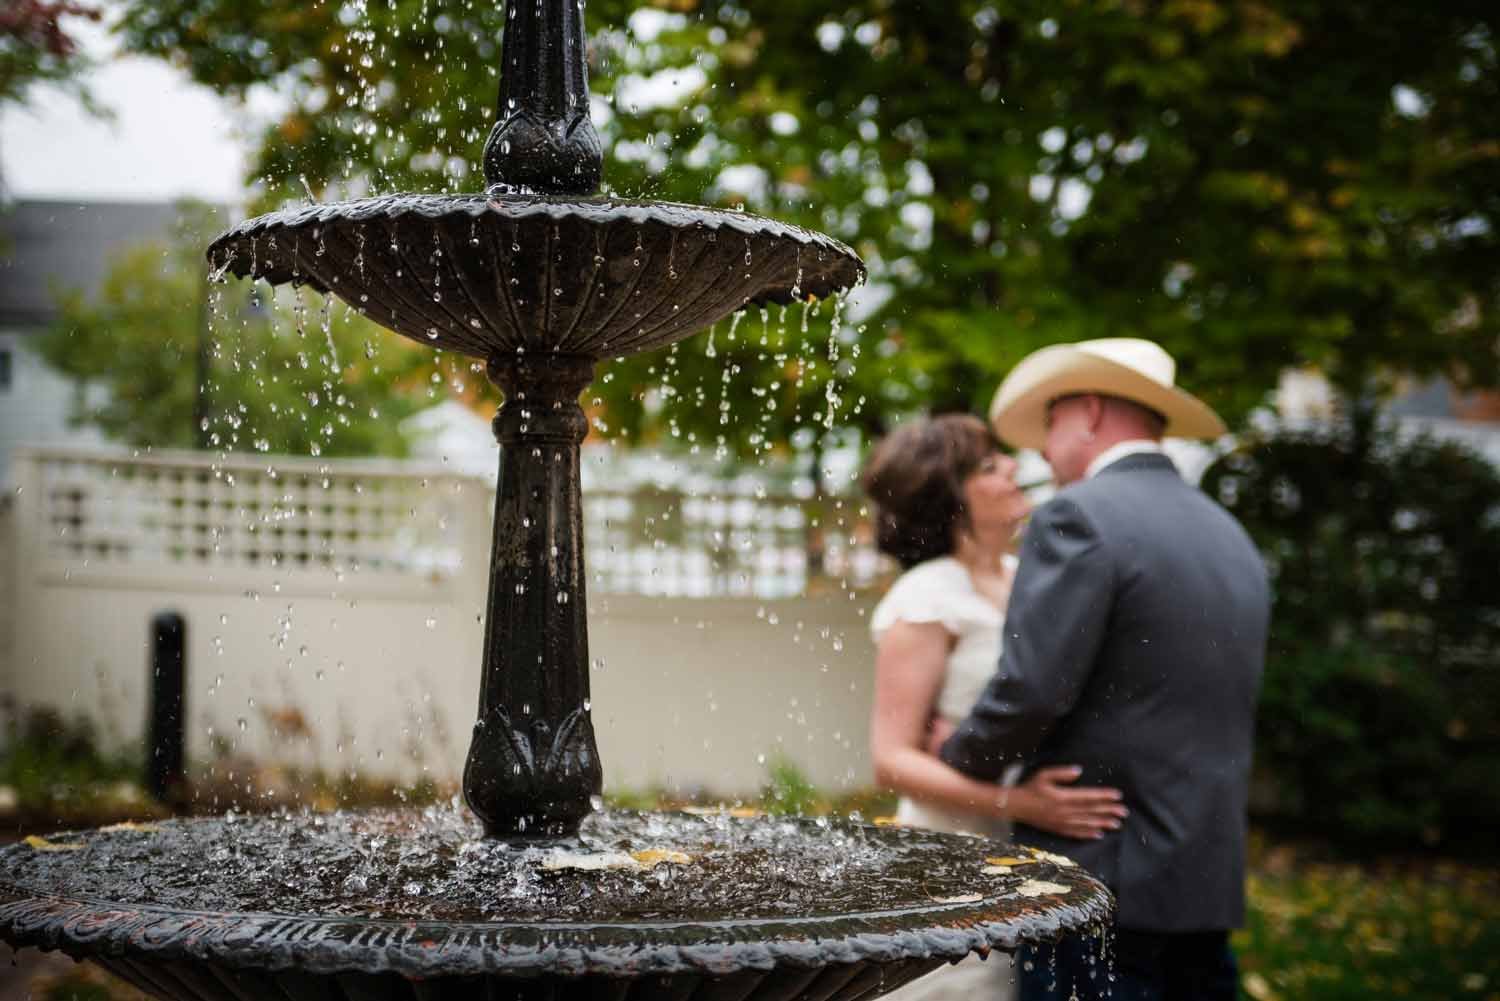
[590,592,874,795]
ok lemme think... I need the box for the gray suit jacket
[939,453,1269,931]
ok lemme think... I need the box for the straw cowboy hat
[989,337,1226,451]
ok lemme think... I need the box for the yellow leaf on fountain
[985,856,1033,867]
[541,849,639,872]
[1015,879,1071,897]
[872,816,900,827]
[1027,849,1077,867]
[24,835,84,852]
[632,849,691,867]
[100,821,163,833]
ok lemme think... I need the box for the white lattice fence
[584,487,886,599]
[16,446,889,600]
[31,450,471,582]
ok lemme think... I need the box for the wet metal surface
[206,195,864,362]
[463,354,601,838]
[1,809,1110,981]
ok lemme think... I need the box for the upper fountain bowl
[206,193,864,361]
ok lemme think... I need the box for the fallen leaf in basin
[100,821,163,833]
[541,847,692,872]
[985,856,1032,867]
[931,892,985,904]
[540,849,639,872]
[1027,849,1077,867]
[632,849,691,867]
[24,835,84,853]
[1016,879,1071,897]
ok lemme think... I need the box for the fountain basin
[206,194,864,361]
[2,809,1110,1000]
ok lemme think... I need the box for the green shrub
[1202,423,1500,853]
[761,756,824,816]
[0,703,142,809]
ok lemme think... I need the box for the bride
[860,414,1126,1001]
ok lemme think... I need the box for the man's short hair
[1050,393,1167,437]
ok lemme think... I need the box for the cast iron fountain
[0,3,1111,998]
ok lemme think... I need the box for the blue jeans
[1017,929,1238,1001]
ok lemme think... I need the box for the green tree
[1,0,103,199]
[114,1,1500,453]
[0,0,99,107]
[37,202,435,457]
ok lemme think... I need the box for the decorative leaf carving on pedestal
[464,707,598,836]
[483,0,602,196]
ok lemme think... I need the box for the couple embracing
[861,339,1271,1001]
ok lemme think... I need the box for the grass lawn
[1235,848,1499,1001]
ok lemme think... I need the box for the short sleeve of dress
[870,558,993,641]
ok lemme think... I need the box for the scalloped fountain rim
[207,193,866,303]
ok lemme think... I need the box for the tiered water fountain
[0,4,1110,999]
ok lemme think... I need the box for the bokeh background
[3,2,1498,999]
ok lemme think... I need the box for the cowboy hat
[989,338,1226,451]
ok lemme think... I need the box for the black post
[147,612,186,801]
[462,354,602,838]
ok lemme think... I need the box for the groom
[938,338,1270,1001]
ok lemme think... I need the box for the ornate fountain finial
[483,0,604,196]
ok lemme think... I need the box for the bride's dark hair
[860,414,995,569]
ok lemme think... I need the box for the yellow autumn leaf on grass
[1241,972,1275,1000]
[24,835,84,852]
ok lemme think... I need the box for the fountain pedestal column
[463,353,602,838]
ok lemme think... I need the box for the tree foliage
[0,0,99,107]
[115,1,1500,454]
[37,202,435,457]
[1202,426,1500,851]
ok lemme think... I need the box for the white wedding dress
[870,554,1020,1001]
